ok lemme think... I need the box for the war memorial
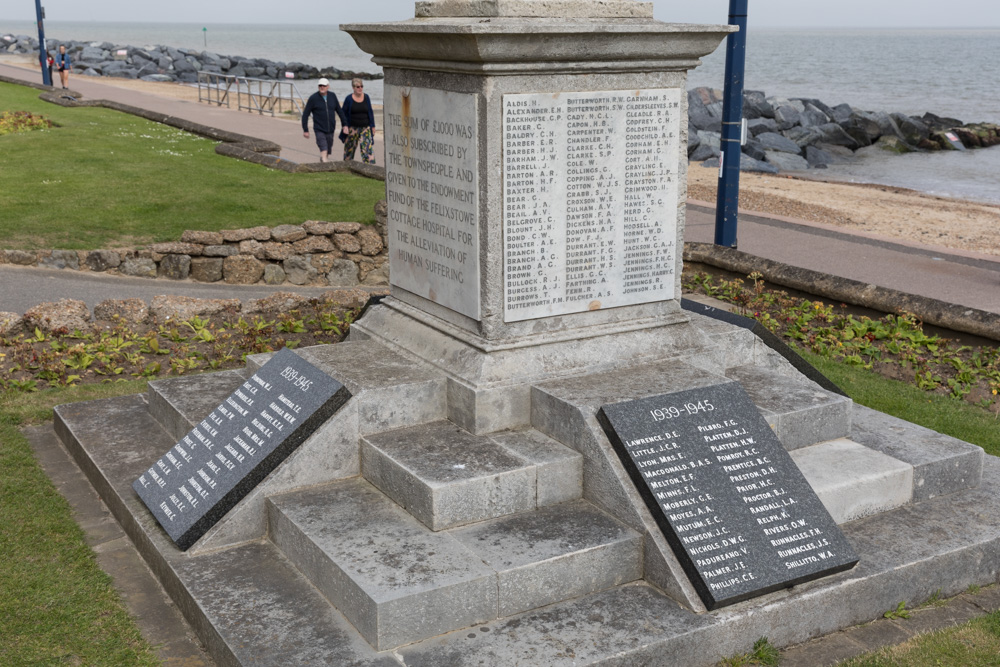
[52,1,1000,664]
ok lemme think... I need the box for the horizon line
[2,18,999,30]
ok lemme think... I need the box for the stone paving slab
[842,618,914,653]
[968,585,1000,612]
[891,597,985,636]
[778,632,868,667]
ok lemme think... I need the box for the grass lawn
[0,81,385,251]
[0,381,159,666]
[802,348,1000,457]
[840,611,1000,666]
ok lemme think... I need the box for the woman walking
[55,45,71,89]
[342,79,376,164]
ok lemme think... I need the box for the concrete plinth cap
[415,0,654,18]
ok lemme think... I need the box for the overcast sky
[3,0,996,27]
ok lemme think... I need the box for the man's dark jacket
[302,91,346,134]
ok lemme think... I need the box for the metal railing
[197,72,306,117]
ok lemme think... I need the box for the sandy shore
[6,55,999,257]
[687,166,1000,258]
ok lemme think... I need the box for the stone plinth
[343,3,732,430]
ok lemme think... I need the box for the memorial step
[147,370,246,441]
[245,341,448,435]
[447,499,642,617]
[266,477,497,651]
[267,479,641,651]
[361,421,582,531]
[849,405,983,501]
[52,388,1000,665]
[791,438,913,524]
[725,364,853,450]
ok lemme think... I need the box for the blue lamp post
[714,0,748,248]
[35,0,52,87]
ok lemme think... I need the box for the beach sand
[687,166,1000,258]
[6,55,999,257]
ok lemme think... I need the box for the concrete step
[266,477,498,651]
[849,404,983,501]
[246,341,447,435]
[791,438,913,523]
[52,359,1000,666]
[725,364,853,450]
[448,499,642,617]
[267,478,641,650]
[147,370,245,441]
[149,342,448,442]
[360,421,582,531]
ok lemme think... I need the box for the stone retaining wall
[0,201,390,288]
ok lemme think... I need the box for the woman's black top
[349,96,372,128]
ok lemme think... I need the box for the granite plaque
[597,382,858,610]
[133,348,351,550]
[502,89,680,322]
[385,85,480,320]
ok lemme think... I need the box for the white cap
[318,78,330,86]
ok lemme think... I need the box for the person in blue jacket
[301,78,346,163]
[55,45,71,89]
[342,79,376,164]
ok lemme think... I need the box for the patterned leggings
[343,126,375,164]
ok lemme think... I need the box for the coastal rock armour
[1,34,383,84]
[686,87,1000,174]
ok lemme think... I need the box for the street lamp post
[34,0,52,87]
[714,0,748,248]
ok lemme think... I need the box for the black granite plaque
[133,348,351,551]
[597,382,858,610]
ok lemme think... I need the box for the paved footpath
[0,60,385,165]
[685,202,1000,316]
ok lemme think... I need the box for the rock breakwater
[1,33,382,83]
[689,87,1000,174]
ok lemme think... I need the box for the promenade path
[2,60,998,320]
[0,59,385,164]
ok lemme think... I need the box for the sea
[3,20,999,204]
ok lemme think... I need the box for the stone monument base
[350,295,695,434]
[50,301,998,665]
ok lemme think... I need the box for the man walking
[301,78,346,163]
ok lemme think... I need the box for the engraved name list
[503,89,681,322]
